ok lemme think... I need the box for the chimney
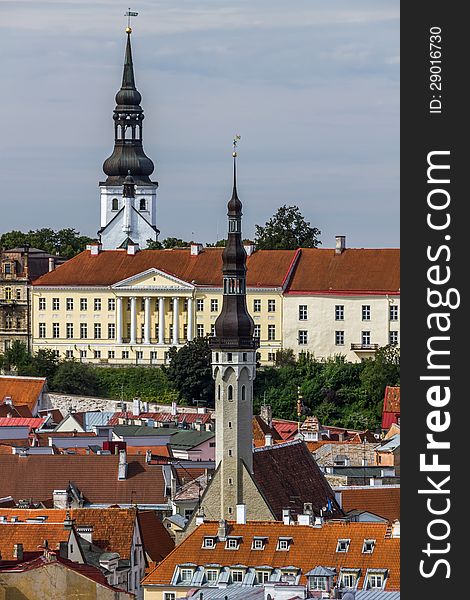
[236,504,246,525]
[127,243,139,255]
[265,433,273,447]
[13,543,23,561]
[48,257,55,272]
[282,509,291,525]
[335,235,346,255]
[195,514,205,526]
[244,242,255,256]
[118,449,128,480]
[53,490,68,509]
[217,519,227,541]
[89,243,102,256]
[260,404,272,427]
[76,525,93,543]
[63,511,74,530]
[132,397,141,416]
[3,396,12,405]
[190,243,203,256]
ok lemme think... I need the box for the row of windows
[298,330,399,346]
[64,349,165,361]
[1,317,22,330]
[298,304,399,321]
[111,197,148,211]
[2,287,22,301]
[39,298,116,312]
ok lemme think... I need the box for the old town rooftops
[142,520,400,590]
[32,246,399,293]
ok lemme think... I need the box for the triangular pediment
[112,268,195,290]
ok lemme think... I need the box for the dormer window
[202,537,216,549]
[336,539,350,553]
[276,537,292,551]
[364,569,387,590]
[225,537,241,550]
[252,537,267,550]
[362,539,376,554]
[339,569,360,589]
[205,569,219,582]
[180,568,194,583]
[231,570,244,583]
[256,570,271,584]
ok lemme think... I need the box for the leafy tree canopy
[254,205,321,250]
[0,228,94,259]
[163,337,213,406]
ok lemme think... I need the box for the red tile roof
[0,417,46,428]
[0,377,46,412]
[383,387,400,413]
[109,411,213,427]
[0,521,72,560]
[0,405,33,418]
[286,248,400,294]
[340,487,400,523]
[142,520,400,590]
[271,419,299,441]
[137,510,175,562]
[32,248,297,288]
[252,416,283,447]
[252,441,342,519]
[0,454,167,505]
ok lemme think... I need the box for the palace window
[253,299,261,312]
[335,305,344,320]
[335,330,345,346]
[210,324,216,336]
[197,324,204,338]
[362,305,371,320]
[94,323,102,339]
[298,330,308,345]
[66,298,73,311]
[66,323,74,339]
[108,298,116,311]
[361,331,371,346]
[254,325,260,338]
[299,305,308,320]
[52,298,60,311]
[108,323,116,339]
[389,305,399,321]
[65,350,74,359]
[122,350,129,359]
[80,298,88,311]
[268,325,276,341]
[80,323,88,339]
[268,299,276,312]
[108,350,115,359]
[39,297,46,310]
[389,331,399,345]
[38,323,46,338]
[94,350,101,359]
[80,350,87,359]
[211,299,218,312]
[94,298,101,311]
[196,299,204,311]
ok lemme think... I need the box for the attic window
[252,537,267,550]
[339,569,360,589]
[364,569,387,590]
[336,539,350,553]
[180,568,194,583]
[276,537,292,551]
[362,539,376,554]
[225,537,241,550]
[202,537,216,549]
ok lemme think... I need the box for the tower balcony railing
[209,336,260,350]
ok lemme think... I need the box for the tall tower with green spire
[99,26,159,249]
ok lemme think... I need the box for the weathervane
[125,8,139,33]
[233,135,241,157]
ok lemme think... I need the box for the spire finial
[232,134,241,158]
[125,8,138,33]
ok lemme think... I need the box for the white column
[187,296,194,341]
[130,296,137,344]
[116,297,123,344]
[144,296,151,344]
[158,297,165,344]
[172,297,180,345]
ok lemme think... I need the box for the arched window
[139,198,146,211]
[228,385,233,401]
[112,198,119,211]
[218,385,221,400]
[241,385,246,401]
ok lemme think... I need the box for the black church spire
[211,141,258,350]
[102,29,156,185]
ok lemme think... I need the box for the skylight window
[252,537,266,550]
[202,537,216,549]
[336,539,350,553]
[225,537,241,550]
[276,537,292,551]
[362,539,376,554]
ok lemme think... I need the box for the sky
[0,0,399,248]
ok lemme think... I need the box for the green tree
[146,239,163,249]
[163,337,213,405]
[0,342,59,380]
[254,205,321,250]
[0,228,93,259]
[0,341,32,373]
[206,240,227,247]
[360,344,400,406]
[52,361,103,396]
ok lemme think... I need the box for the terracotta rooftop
[339,487,400,523]
[0,404,33,418]
[137,510,175,562]
[252,416,283,447]
[0,417,46,428]
[252,441,342,519]
[383,387,400,413]
[109,411,213,426]
[0,376,46,412]
[142,520,400,590]
[286,248,399,294]
[32,248,297,289]
[0,521,72,560]
[0,454,167,506]
[271,419,299,441]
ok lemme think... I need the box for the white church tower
[209,142,259,519]
[98,26,159,249]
